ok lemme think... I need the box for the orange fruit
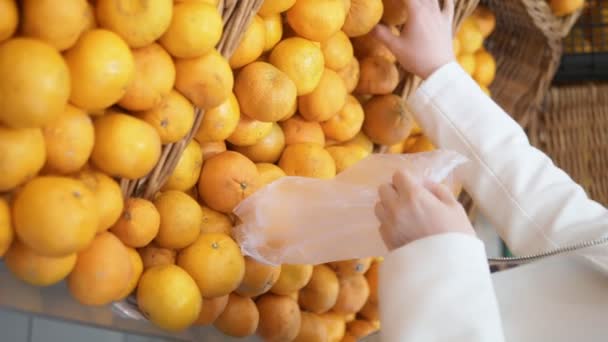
[154,190,202,249]
[21,0,91,50]
[139,244,176,269]
[299,68,347,122]
[137,264,202,332]
[352,32,396,63]
[92,112,162,179]
[337,57,360,93]
[42,105,94,174]
[68,232,132,305]
[214,293,260,337]
[321,95,364,142]
[365,261,379,303]
[232,123,285,163]
[363,94,413,145]
[200,205,232,235]
[407,135,435,153]
[472,5,496,38]
[116,247,144,300]
[333,274,370,315]
[453,37,461,56]
[200,141,227,160]
[174,0,219,4]
[321,31,354,70]
[329,258,372,277]
[136,89,195,144]
[195,93,240,143]
[227,115,273,146]
[381,0,408,25]
[299,265,340,314]
[343,0,384,37]
[198,151,260,213]
[4,240,75,287]
[0,0,18,42]
[235,62,298,122]
[236,257,281,297]
[159,1,223,58]
[0,198,13,257]
[76,169,124,233]
[281,115,325,146]
[457,18,483,54]
[96,0,173,48]
[280,115,326,146]
[269,37,325,95]
[294,312,329,342]
[259,0,296,16]
[550,0,584,16]
[320,312,347,342]
[0,38,70,128]
[256,163,287,186]
[0,127,46,192]
[473,49,497,87]
[257,294,302,342]
[230,15,266,69]
[286,0,346,42]
[175,49,234,110]
[457,53,476,75]
[326,145,369,173]
[112,198,160,248]
[194,294,229,326]
[119,43,176,111]
[356,55,400,94]
[271,264,314,295]
[13,176,98,257]
[347,319,378,339]
[480,85,491,96]
[341,131,374,154]
[163,140,203,192]
[359,299,379,321]
[263,14,283,52]
[279,143,336,179]
[177,233,246,298]
[65,29,135,111]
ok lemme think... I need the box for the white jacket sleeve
[380,233,505,342]
[407,62,608,272]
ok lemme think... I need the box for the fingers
[392,170,419,198]
[372,24,402,52]
[442,0,455,22]
[378,183,399,204]
[423,180,458,205]
[374,201,387,222]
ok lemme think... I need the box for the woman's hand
[375,170,476,250]
[373,0,456,79]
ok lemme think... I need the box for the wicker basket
[119,0,264,200]
[529,83,608,206]
[478,0,562,127]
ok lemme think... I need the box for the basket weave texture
[530,83,608,206]
[479,0,565,127]
[120,0,264,200]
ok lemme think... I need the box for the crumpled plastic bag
[233,150,467,266]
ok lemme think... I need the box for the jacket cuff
[412,62,474,101]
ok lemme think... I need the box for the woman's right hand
[373,0,456,79]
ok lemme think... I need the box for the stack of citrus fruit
[0,0,477,339]
[454,5,497,98]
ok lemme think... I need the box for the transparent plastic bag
[233,150,468,266]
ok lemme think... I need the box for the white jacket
[379,62,608,342]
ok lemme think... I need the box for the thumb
[372,24,402,53]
